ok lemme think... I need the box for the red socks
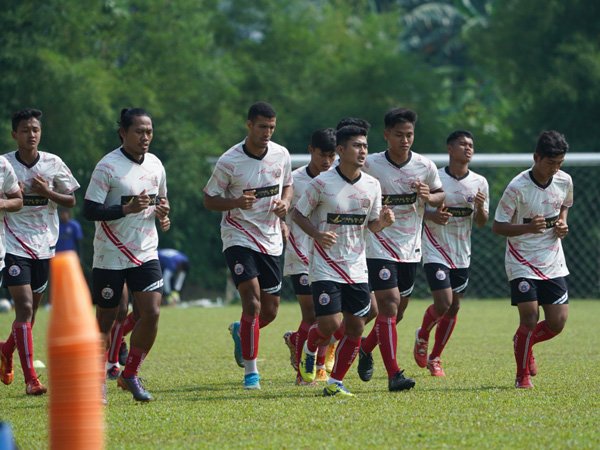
[513,325,533,376]
[108,321,125,364]
[531,320,558,345]
[306,325,329,353]
[13,322,37,383]
[373,315,400,377]
[122,346,147,378]
[294,321,311,369]
[418,304,441,341]
[430,314,457,360]
[330,335,360,381]
[240,314,259,360]
[122,312,137,335]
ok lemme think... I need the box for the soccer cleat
[299,343,316,383]
[315,368,328,382]
[228,322,244,368]
[282,331,298,370]
[323,381,354,397]
[325,342,337,373]
[388,370,416,392]
[118,341,129,366]
[106,365,121,380]
[427,357,446,377]
[118,375,153,401]
[0,343,14,385]
[529,351,538,377]
[515,374,534,389]
[25,377,47,396]
[243,372,261,390]
[413,328,428,368]
[357,339,374,382]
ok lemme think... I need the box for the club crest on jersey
[101,287,114,299]
[466,194,474,203]
[518,281,530,293]
[361,198,371,209]
[274,168,282,178]
[379,268,391,281]
[8,265,20,277]
[318,292,330,306]
[299,274,309,286]
[436,269,447,281]
[234,263,245,275]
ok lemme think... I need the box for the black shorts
[3,253,50,293]
[367,259,417,297]
[510,277,569,306]
[224,246,282,295]
[290,273,311,296]
[311,280,371,317]
[424,263,469,294]
[92,260,163,308]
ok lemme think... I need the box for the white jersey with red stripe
[494,169,573,280]
[3,150,80,259]
[363,150,442,262]
[85,148,167,269]
[0,156,21,269]
[422,167,489,268]
[204,140,292,256]
[283,165,315,276]
[295,167,382,284]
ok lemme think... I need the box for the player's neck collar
[385,149,412,169]
[242,142,268,160]
[16,150,40,168]
[306,165,317,179]
[120,147,145,164]
[528,170,553,189]
[335,166,361,184]
[445,166,469,180]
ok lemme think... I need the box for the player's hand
[315,231,337,249]
[273,198,289,219]
[30,176,51,197]
[554,219,569,238]
[474,190,486,209]
[123,189,150,214]
[237,190,256,210]
[528,215,546,234]
[379,205,395,228]
[414,181,430,202]
[158,215,171,231]
[432,204,452,225]
[155,197,170,218]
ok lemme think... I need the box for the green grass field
[1,299,599,449]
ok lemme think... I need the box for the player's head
[11,108,43,151]
[446,130,474,163]
[336,117,371,132]
[308,128,336,174]
[533,130,568,178]
[336,125,368,168]
[384,108,417,154]
[246,102,277,150]
[118,108,153,157]
[535,130,568,158]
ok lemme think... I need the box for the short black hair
[384,108,417,129]
[12,108,42,131]
[336,117,371,131]
[310,128,336,152]
[248,102,276,121]
[336,125,367,147]
[446,130,474,145]
[535,130,569,158]
[117,108,151,142]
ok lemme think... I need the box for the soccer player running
[0,108,80,396]
[492,130,572,389]
[282,128,336,385]
[84,108,170,402]
[203,102,292,390]
[415,130,489,376]
[357,108,444,391]
[295,125,395,397]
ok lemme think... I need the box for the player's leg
[118,261,162,401]
[511,278,539,388]
[107,286,131,378]
[395,262,417,323]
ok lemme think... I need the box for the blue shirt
[56,219,83,252]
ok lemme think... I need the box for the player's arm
[368,205,395,233]
[83,191,150,222]
[554,205,569,239]
[492,216,545,237]
[30,175,76,208]
[473,190,489,228]
[273,184,293,219]
[427,188,445,207]
[0,189,23,212]
[203,191,256,212]
[424,203,452,225]
[292,208,337,249]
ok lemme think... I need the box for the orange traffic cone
[48,251,104,450]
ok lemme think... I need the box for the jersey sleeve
[480,177,490,214]
[494,182,518,223]
[426,160,443,191]
[295,178,320,218]
[85,162,111,205]
[563,174,574,208]
[283,150,293,187]
[203,158,231,197]
[159,164,168,198]
[54,158,80,194]
[369,180,382,222]
[1,162,20,195]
